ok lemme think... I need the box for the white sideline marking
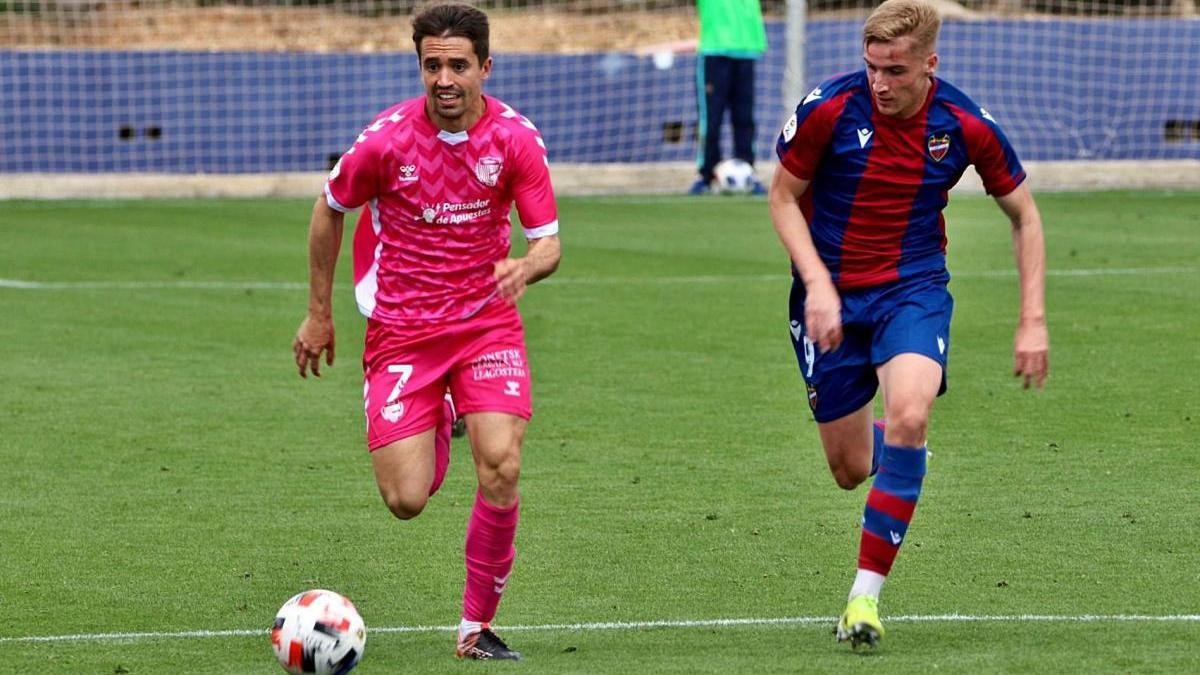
[0,279,308,290]
[3,614,1198,644]
[0,266,1195,292]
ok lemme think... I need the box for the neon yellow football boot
[836,594,885,649]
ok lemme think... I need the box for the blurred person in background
[689,0,768,195]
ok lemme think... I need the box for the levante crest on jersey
[927,133,951,162]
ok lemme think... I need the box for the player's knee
[887,405,930,447]
[490,455,522,489]
[380,489,428,521]
[477,452,521,500]
[832,465,868,490]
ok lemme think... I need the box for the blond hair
[862,0,942,55]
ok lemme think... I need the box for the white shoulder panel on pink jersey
[325,106,409,212]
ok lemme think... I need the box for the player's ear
[925,52,938,76]
[480,56,493,80]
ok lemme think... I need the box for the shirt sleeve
[509,123,559,239]
[324,121,387,212]
[958,107,1026,197]
[775,91,844,181]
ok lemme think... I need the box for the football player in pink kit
[292,3,560,661]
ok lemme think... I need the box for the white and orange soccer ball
[271,589,366,675]
[713,158,757,194]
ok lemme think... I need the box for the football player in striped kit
[769,0,1048,649]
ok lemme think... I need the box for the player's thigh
[447,323,533,423]
[362,323,454,451]
[789,279,878,425]
[362,323,457,511]
[871,279,953,442]
[816,401,874,482]
[370,428,437,517]
[465,412,527,470]
[464,412,526,507]
[870,276,952,390]
[876,353,943,445]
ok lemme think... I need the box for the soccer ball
[271,589,366,675]
[713,158,758,194]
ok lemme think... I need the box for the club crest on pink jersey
[474,156,503,187]
[927,133,951,162]
[381,400,404,423]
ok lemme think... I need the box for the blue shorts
[788,270,953,423]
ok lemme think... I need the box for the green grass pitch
[1,192,1198,673]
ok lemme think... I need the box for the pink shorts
[361,308,533,451]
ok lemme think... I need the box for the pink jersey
[324,95,558,328]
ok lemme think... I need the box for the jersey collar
[419,94,494,144]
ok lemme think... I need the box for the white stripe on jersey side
[523,220,559,240]
[368,198,382,236]
[353,199,383,318]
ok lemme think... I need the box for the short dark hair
[412,4,490,64]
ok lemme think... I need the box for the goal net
[796,0,1200,164]
[1,1,1197,193]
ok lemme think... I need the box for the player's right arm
[294,197,345,378]
[294,114,388,378]
[771,85,847,353]
[768,168,842,353]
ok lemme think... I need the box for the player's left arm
[495,234,561,303]
[994,182,1048,389]
[497,119,561,302]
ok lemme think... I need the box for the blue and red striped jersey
[776,70,1025,290]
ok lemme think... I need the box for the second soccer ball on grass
[713,158,759,194]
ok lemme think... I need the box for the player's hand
[494,257,529,303]
[804,280,843,353]
[1013,319,1048,389]
[293,314,335,379]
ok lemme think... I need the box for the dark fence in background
[2,18,1198,172]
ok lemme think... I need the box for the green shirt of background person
[691,0,769,194]
[698,0,767,58]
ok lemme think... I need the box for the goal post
[784,0,808,127]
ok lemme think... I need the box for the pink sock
[462,491,519,623]
[427,397,453,497]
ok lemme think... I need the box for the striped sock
[858,443,926,576]
[870,419,886,477]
